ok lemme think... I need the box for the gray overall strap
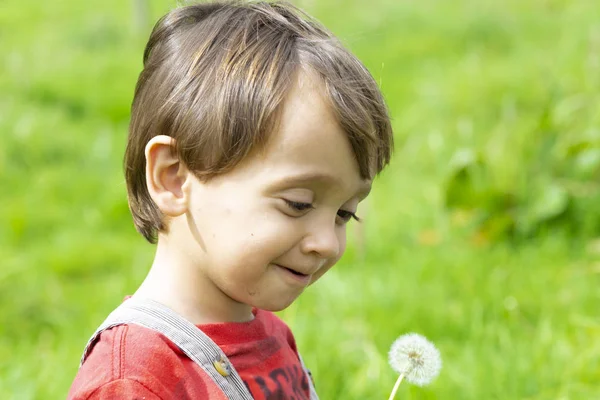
[80,297,253,400]
[299,354,320,400]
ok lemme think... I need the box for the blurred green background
[2,0,600,398]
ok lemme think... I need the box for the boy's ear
[144,135,190,217]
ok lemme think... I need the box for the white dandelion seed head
[388,333,442,386]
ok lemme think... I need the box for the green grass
[2,0,600,398]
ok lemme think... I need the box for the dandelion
[387,333,442,400]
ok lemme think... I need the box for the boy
[69,1,393,399]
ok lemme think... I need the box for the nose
[300,222,342,260]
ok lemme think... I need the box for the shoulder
[257,309,292,334]
[68,324,227,400]
[256,309,299,353]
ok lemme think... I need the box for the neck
[134,233,254,324]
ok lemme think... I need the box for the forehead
[252,71,371,197]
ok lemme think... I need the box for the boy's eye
[283,200,360,223]
[337,210,360,224]
[284,200,314,212]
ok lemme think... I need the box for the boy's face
[183,71,371,314]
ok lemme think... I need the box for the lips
[283,266,309,277]
[274,264,316,285]
[276,265,312,285]
[277,264,310,277]
[274,260,325,277]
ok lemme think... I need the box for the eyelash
[284,200,314,212]
[283,200,360,223]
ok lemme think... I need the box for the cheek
[339,231,347,255]
[203,206,300,264]
[334,228,348,263]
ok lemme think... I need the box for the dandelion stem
[388,372,405,400]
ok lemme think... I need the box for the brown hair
[125,1,394,243]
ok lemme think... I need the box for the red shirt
[68,309,311,399]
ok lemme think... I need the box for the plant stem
[388,372,405,400]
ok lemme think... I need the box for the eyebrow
[274,171,372,200]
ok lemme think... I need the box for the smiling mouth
[282,266,308,277]
[275,264,312,283]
